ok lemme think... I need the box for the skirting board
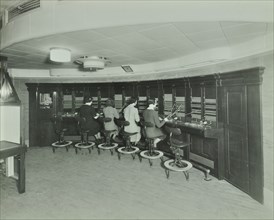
[190,152,214,169]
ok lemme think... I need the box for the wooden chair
[97,117,119,155]
[139,121,164,166]
[163,126,192,180]
[51,115,72,153]
[117,121,140,160]
[74,116,95,154]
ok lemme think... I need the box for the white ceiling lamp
[75,56,110,71]
[50,48,71,62]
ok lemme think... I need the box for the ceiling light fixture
[50,48,71,62]
[84,58,105,69]
[75,56,110,71]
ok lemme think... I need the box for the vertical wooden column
[122,86,125,106]
[146,85,150,100]
[108,83,114,100]
[157,81,164,115]
[27,84,39,147]
[200,83,205,121]
[185,78,192,121]
[172,84,176,106]
[97,86,101,111]
[71,87,75,113]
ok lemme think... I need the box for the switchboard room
[0,1,273,220]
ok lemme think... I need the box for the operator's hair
[127,97,137,105]
[147,98,156,106]
[84,97,93,103]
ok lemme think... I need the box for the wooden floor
[0,146,273,220]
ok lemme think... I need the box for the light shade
[50,48,71,62]
[83,59,105,69]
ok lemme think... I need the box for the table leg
[17,153,25,193]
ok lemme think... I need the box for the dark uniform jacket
[79,104,101,135]
[143,109,166,139]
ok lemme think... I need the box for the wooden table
[0,141,27,193]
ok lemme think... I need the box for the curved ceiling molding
[1,1,273,80]
[0,1,273,49]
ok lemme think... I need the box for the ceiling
[0,0,273,75]
[1,21,272,70]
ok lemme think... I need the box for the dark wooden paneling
[191,136,203,155]
[247,84,263,203]
[27,84,39,147]
[224,85,249,193]
[25,67,264,204]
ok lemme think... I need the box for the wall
[12,79,29,146]
[12,52,273,208]
[260,53,274,209]
[0,106,20,143]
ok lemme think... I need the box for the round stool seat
[121,131,138,137]
[75,142,95,149]
[98,142,118,150]
[164,159,192,172]
[52,141,72,148]
[103,129,117,135]
[117,146,139,154]
[170,140,190,148]
[140,150,164,159]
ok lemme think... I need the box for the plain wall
[0,105,21,144]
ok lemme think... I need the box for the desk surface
[0,141,26,159]
[165,120,223,138]
[0,141,21,150]
[0,140,27,194]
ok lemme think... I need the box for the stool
[139,121,164,166]
[98,117,118,155]
[51,115,72,153]
[117,121,140,160]
[74,117,95,154]
[163,126,192,180]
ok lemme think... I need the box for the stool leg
[183,171,189,181]
[160,157,164,162]
[138,154,142,163]
[52,146,55,153]
[165,169,170,179]
[149,159,152,167]
[118,152,121,160]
